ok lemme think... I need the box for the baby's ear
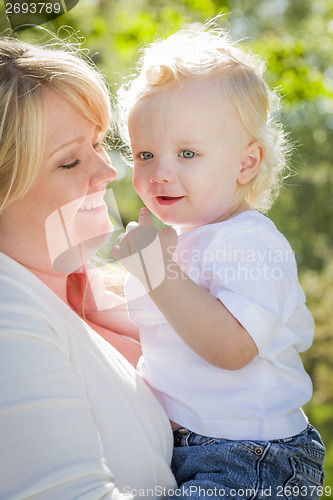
[238,142,264,185]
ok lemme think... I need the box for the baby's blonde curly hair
[118,23,290,212]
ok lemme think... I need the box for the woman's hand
[112,208,178,293]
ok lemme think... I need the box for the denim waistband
[172,424,318,448]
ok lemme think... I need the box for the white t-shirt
[0,251,176,499]
[125,210,314,441]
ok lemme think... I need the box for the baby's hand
[112,208,178,292]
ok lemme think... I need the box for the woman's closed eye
[59,142,103,169]
[138,151,154,160]
[60,159,80,170]
[179,150,197,159]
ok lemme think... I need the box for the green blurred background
[1,0,332,493]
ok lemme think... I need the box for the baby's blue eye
[139,152,154,160]
[179,150,196,158]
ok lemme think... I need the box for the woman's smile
[79,198,108,213]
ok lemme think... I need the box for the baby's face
[128,78,254,231]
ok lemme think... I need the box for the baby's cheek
[133,172,147,196]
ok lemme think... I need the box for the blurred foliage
[0,0,332,491]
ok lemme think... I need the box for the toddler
[96,26,325,498]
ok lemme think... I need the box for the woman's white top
[125,211,314,441]
[0,251,176,499]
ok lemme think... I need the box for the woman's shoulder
[0,252,71,350]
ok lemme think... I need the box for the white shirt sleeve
[0,295,132,499]
[200,224,314,354]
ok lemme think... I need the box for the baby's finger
[117,221,139,245]
[111,245,120,261]
[138,207,154,227]
[118,232,126,244]
[126,221,139,231]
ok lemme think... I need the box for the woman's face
[0,91,117,274]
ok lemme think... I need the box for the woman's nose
[90,148,117,186]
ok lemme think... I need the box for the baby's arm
[112,208,258,370]
[149,261,258,369]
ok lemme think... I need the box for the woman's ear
[238,142,264,185]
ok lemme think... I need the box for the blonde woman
[0,37,176,499]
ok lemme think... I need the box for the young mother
[0,38,176,498]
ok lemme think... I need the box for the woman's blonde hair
[118,24,290,212]
[0,36,111,212]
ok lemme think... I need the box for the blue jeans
[168,424,325,499]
